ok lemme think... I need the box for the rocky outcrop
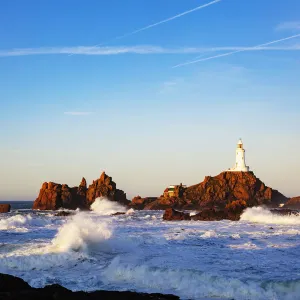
[129,196,158,210]
[86,172,129,206]
[33,172,129,210]
[184,172,287,209]
[145,172,287,212]
[163,200,247,222]
[163,208,191,221]
[284,196,300,210]
[32,180,88,210]
[0,204,10,213]
[0,273,179,300]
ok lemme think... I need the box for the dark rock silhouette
[164,200,248,222]
[0,273,179,300]
[0,204,10,213]
[163,208,191,221]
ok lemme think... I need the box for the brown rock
[284,196,300,210]
[191,208,227,221]
[33,178,88,211]
[184,171,287,209]
[163,208,191,221]
[86,172,129,206]
[129,196,158,210]
[0,204,10,213]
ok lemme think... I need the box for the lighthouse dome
[237,139,243,144]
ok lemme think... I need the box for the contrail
[69,0,222,56]
[173,33,300,68]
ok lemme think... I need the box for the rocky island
[33,172,129,210]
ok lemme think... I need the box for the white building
[228,139,250,172]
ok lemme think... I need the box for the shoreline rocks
[0,273,179,300]
[0,204,10,213]
[133,172,288,214]
[284,196,300,210]
[33,172,129,211]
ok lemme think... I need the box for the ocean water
[0,198,300,300]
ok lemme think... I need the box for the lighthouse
[229,139,250,172]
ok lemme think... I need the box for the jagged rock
[0,273,179,300]
[142,172,286,212]
[0,204,10,213]
[86,172,129,206]
[184,172,287,209]
[284,196,300,210]
[163,208,191,221]
[33,172,129,210]
[32,180,87,210]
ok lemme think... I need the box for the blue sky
[1,0,300,200]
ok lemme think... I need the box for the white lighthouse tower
[229,139,250,172]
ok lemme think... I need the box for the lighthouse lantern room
[228,139,250,172]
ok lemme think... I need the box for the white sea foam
[102,257,300,300]
[91,198,127,215]
[126,208,135,215]
[201,230,218,238]
[51,213,112,252]
[1,208,300,300]
[240,207,300,225]
[0,214,49,230]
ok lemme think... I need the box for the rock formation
[33,172,129,210]
[184,172,287,209]
[284,196,300,210]
[0,204,11,213]
[0,273,179,300]
[129,196,158,210]
[163,208,191,221]
[86,172,129,206]
[142,172,287,212]
[163,200,248,221]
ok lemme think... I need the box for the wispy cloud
[64,112,93,116]
[1,44,300,57]
[276,21,300,31]
[69,0,222,56]
[173,33,300,68]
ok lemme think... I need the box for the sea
[0,199,300,300]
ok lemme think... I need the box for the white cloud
[1,44,300,57]
[276,21,300,31]
[64,112,93,116]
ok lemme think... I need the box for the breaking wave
[102,257,300,300]
[91,198,127,215]
[51,213,112,252]
[0,214,49,231]
[240,207,300,225]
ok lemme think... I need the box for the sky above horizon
[1,0,300,201]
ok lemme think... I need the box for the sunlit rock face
[284,196,300,209]
[33,172,129,210]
